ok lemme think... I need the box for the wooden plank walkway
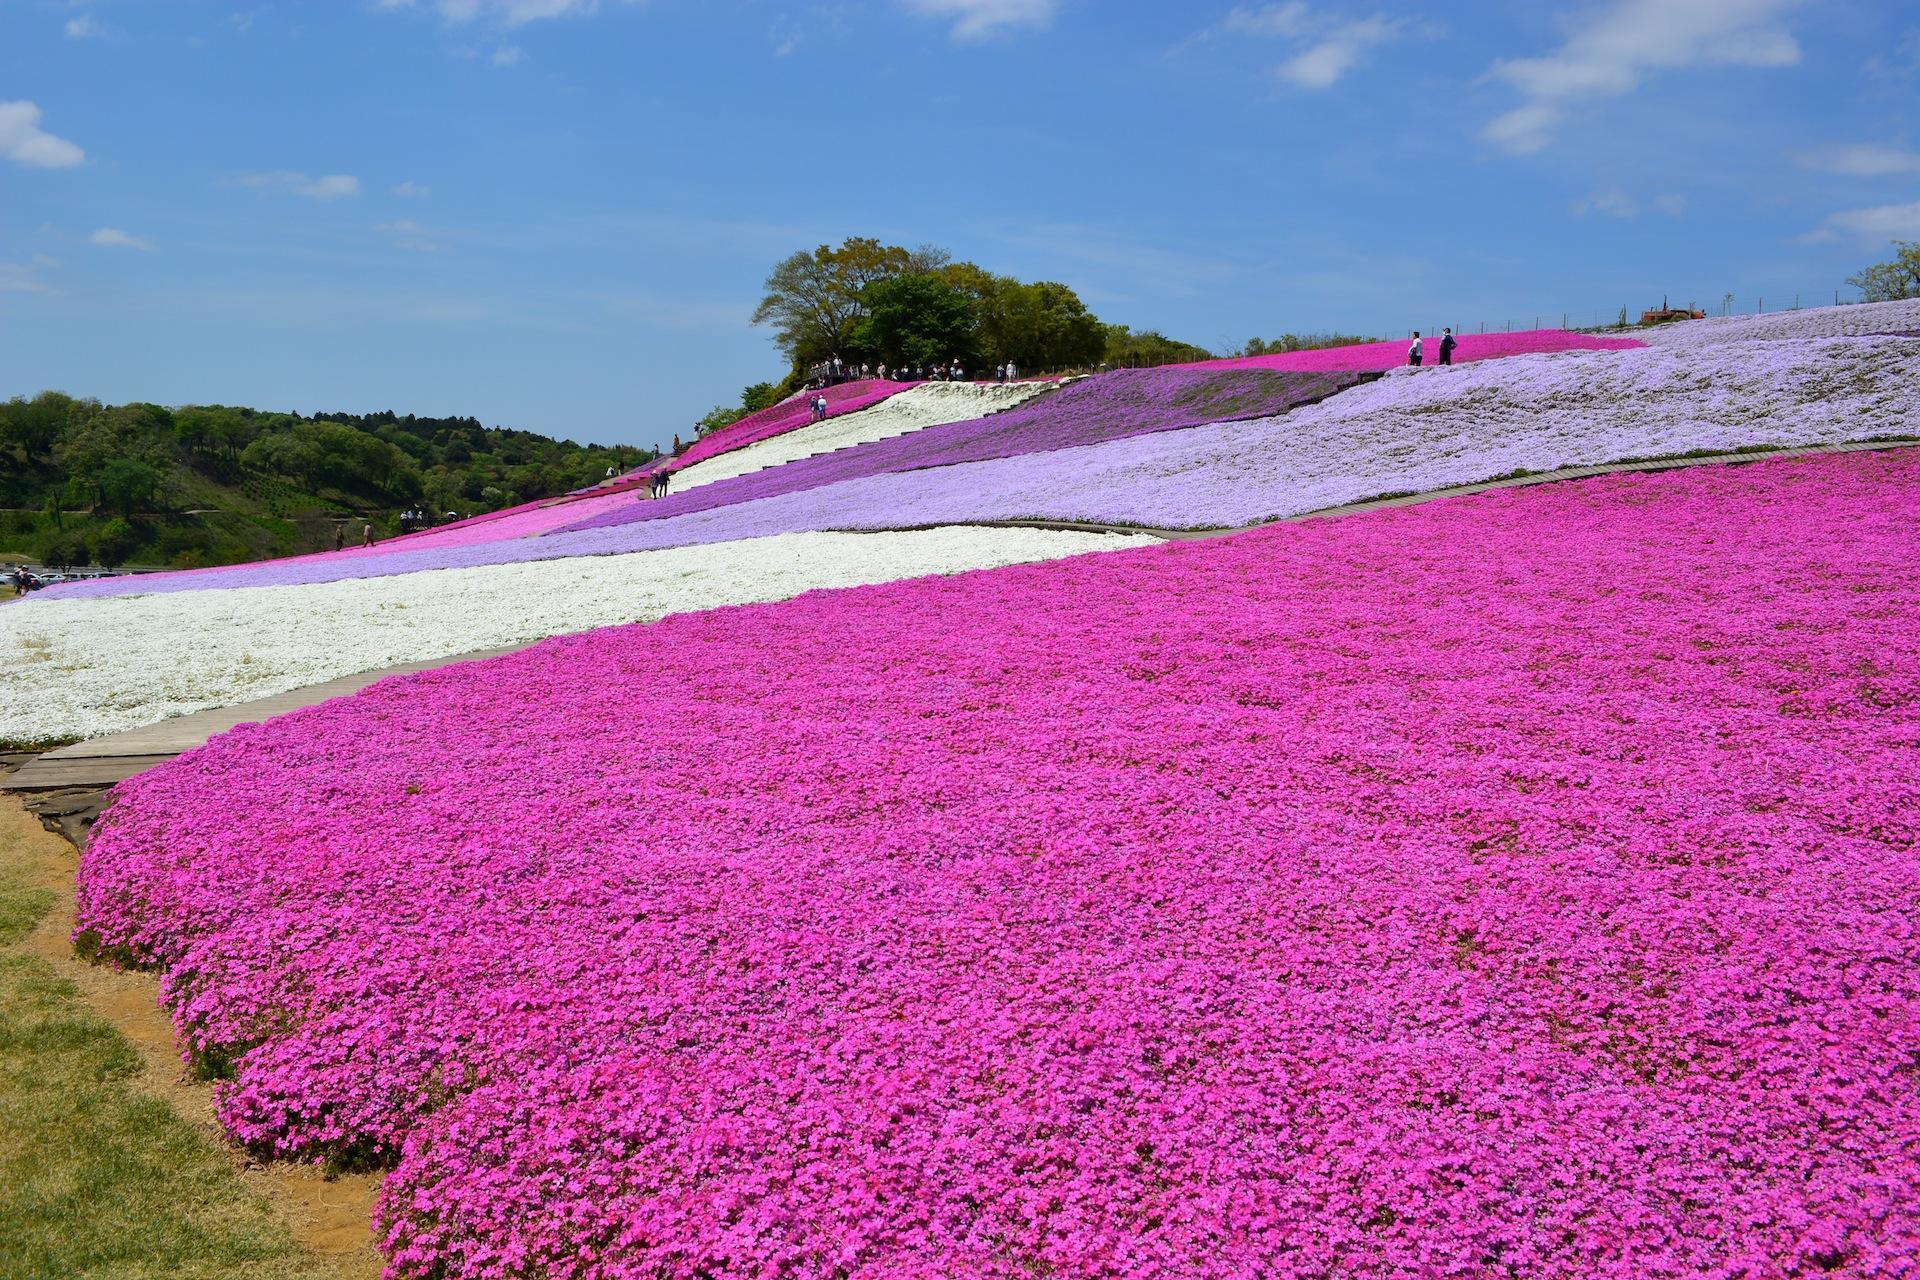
[6,437,1914,794]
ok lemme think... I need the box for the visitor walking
[1438,328,1456,366]
[334,524,345,552]
[1408,332,1424,368]
[361,523,375,548]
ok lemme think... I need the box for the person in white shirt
[1408,332,1424,367]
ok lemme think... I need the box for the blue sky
[2,0,1916,449]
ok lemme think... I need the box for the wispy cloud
[89,227,154,250]
[579,290,757,330]
[491,44,524,66]
[377,219,443,252]
[1483,0,1803,154]
[1800,201,1920,244]
[1573,188,1688,218]
[0,258,58,294]
[65,14,105,39]
[1794,141,1920,178]
[231,171,362,200]
[897,0,1058,43]
[392,180,432,199]
[0,100,86,169]
[1208,5,1411,90]
[373,0,621,26]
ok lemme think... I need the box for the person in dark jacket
[1438,328,1457,366]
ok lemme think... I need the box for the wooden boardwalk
[6,437,1914,794]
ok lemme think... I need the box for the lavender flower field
[559,366,1373,535]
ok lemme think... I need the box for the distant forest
[0,393,653,569]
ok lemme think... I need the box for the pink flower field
[1188,327,1643,372]
[664,378,917,473]
[75,449,1920,1278]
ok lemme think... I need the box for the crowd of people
[805,356,1028,386]
[6,564,129,595]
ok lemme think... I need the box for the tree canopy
[752,237,1193,377]
[1848,242,1920,302]
[0,392,652,569]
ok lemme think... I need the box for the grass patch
[0,821,342,1280]
[0,736,83,755]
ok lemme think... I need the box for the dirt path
[0,794,384,1277]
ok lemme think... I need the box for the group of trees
[1236,332,1373,357]
[0,392,652,568]
[751,238,1207,381]
[1848,241,1920,302]
[693,381,781,439]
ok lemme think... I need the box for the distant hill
[0,393,654,570]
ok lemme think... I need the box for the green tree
[695,405,746,437]
[95,458,165,517]
[855,274,978,369]
[89,516,140,565]
[752,237,951,369]
[1237,332,1371,357]
[0,391,76,462]
[1847,241,1920,302]
[1101,325,1213,368]
[741,382,780,413]
[54,403,174,511]
[988,279,1105,371]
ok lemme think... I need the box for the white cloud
[392,180,432,198]
[1212,5,1408,90]
[1795,142,1920,178]
[0,100,86,169]
[1221,3,1311,38]
[1801,201,1920,244]
[1277,16,1401,88]
[233,170,362,200]
[491,44,524,65]
[898,0,1058,42]
[1483,0,1802,154]
[375,0,612,25]
[0,260,57,294]
[376,219,442,251]
[89,228,153,250]
[1572,188,1688,218]
[65,14,105,39]
[1575,187,1637,218]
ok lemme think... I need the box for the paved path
[6,438,1914,793]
